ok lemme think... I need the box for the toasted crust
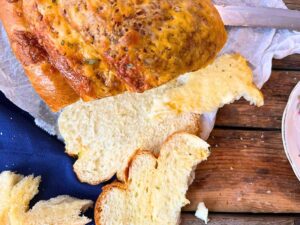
[94,182,127,225]
[0,0,79,112]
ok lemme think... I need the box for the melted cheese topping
[27,0,226,98]
[35,0,126,97]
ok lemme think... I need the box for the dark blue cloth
[0,93,105,224]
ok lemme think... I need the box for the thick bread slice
[0,172,23,224]
[0,171,93,225]
[94,132,210,225]
[59,81,201,184]
[152,54,264,116]
[59,54,263,185]
[0,0,79,112]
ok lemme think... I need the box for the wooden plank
[215,70,300,129]
[284,0,300,10]
[181,214,300,225]
[184,129,300,213]
[273,55,300,71]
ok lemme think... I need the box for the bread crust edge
[0,0,79,112]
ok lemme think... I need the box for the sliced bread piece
[58,54,263,185]
[58,81,201,184]
[151,54,264,116]
[0,172,23,224]
[0,171,93,225]
[94,132,210,225]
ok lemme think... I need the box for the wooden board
[184,129,300,213]
[273,55,300,71]
[181,214,300,225]
[284,0,300,10]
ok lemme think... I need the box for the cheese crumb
[195,202,209,224]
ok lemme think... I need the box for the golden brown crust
[59,0,227,92]
[22,0,226,101]
[0,0,78,112]
[23,0,126,100]
[94,182,127,225]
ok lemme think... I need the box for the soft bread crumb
[58,81,201,184]
[195,202,209,224]
[95,132,210,225]
[151,54,264,117]
[59,54,263,185]
[0,171,93,225]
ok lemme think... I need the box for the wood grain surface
[185,129,300,213]
[181,214,300,225]
[179,0,300,222]
[273,55,300,71]
[284,0,300,10]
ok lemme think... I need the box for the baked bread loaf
[58,54,263,185]
[94,132,210,225]
[152,54,264,116]
[1,0,226,107]
[0,171,92,225]
[59,80,201,184]
[0,0,79,112]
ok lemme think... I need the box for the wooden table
[181,1,300,224]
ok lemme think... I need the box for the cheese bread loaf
[1,0,226,110]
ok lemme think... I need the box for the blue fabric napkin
[0,93,105,224]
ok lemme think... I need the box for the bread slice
[151,54,264,116]
[0,171,92,225]
[94,132,210,225]
[58,81,201,184]
[59,54,263,185]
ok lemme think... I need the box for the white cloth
[0,0,300,138]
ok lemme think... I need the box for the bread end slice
[95,132,210,225]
